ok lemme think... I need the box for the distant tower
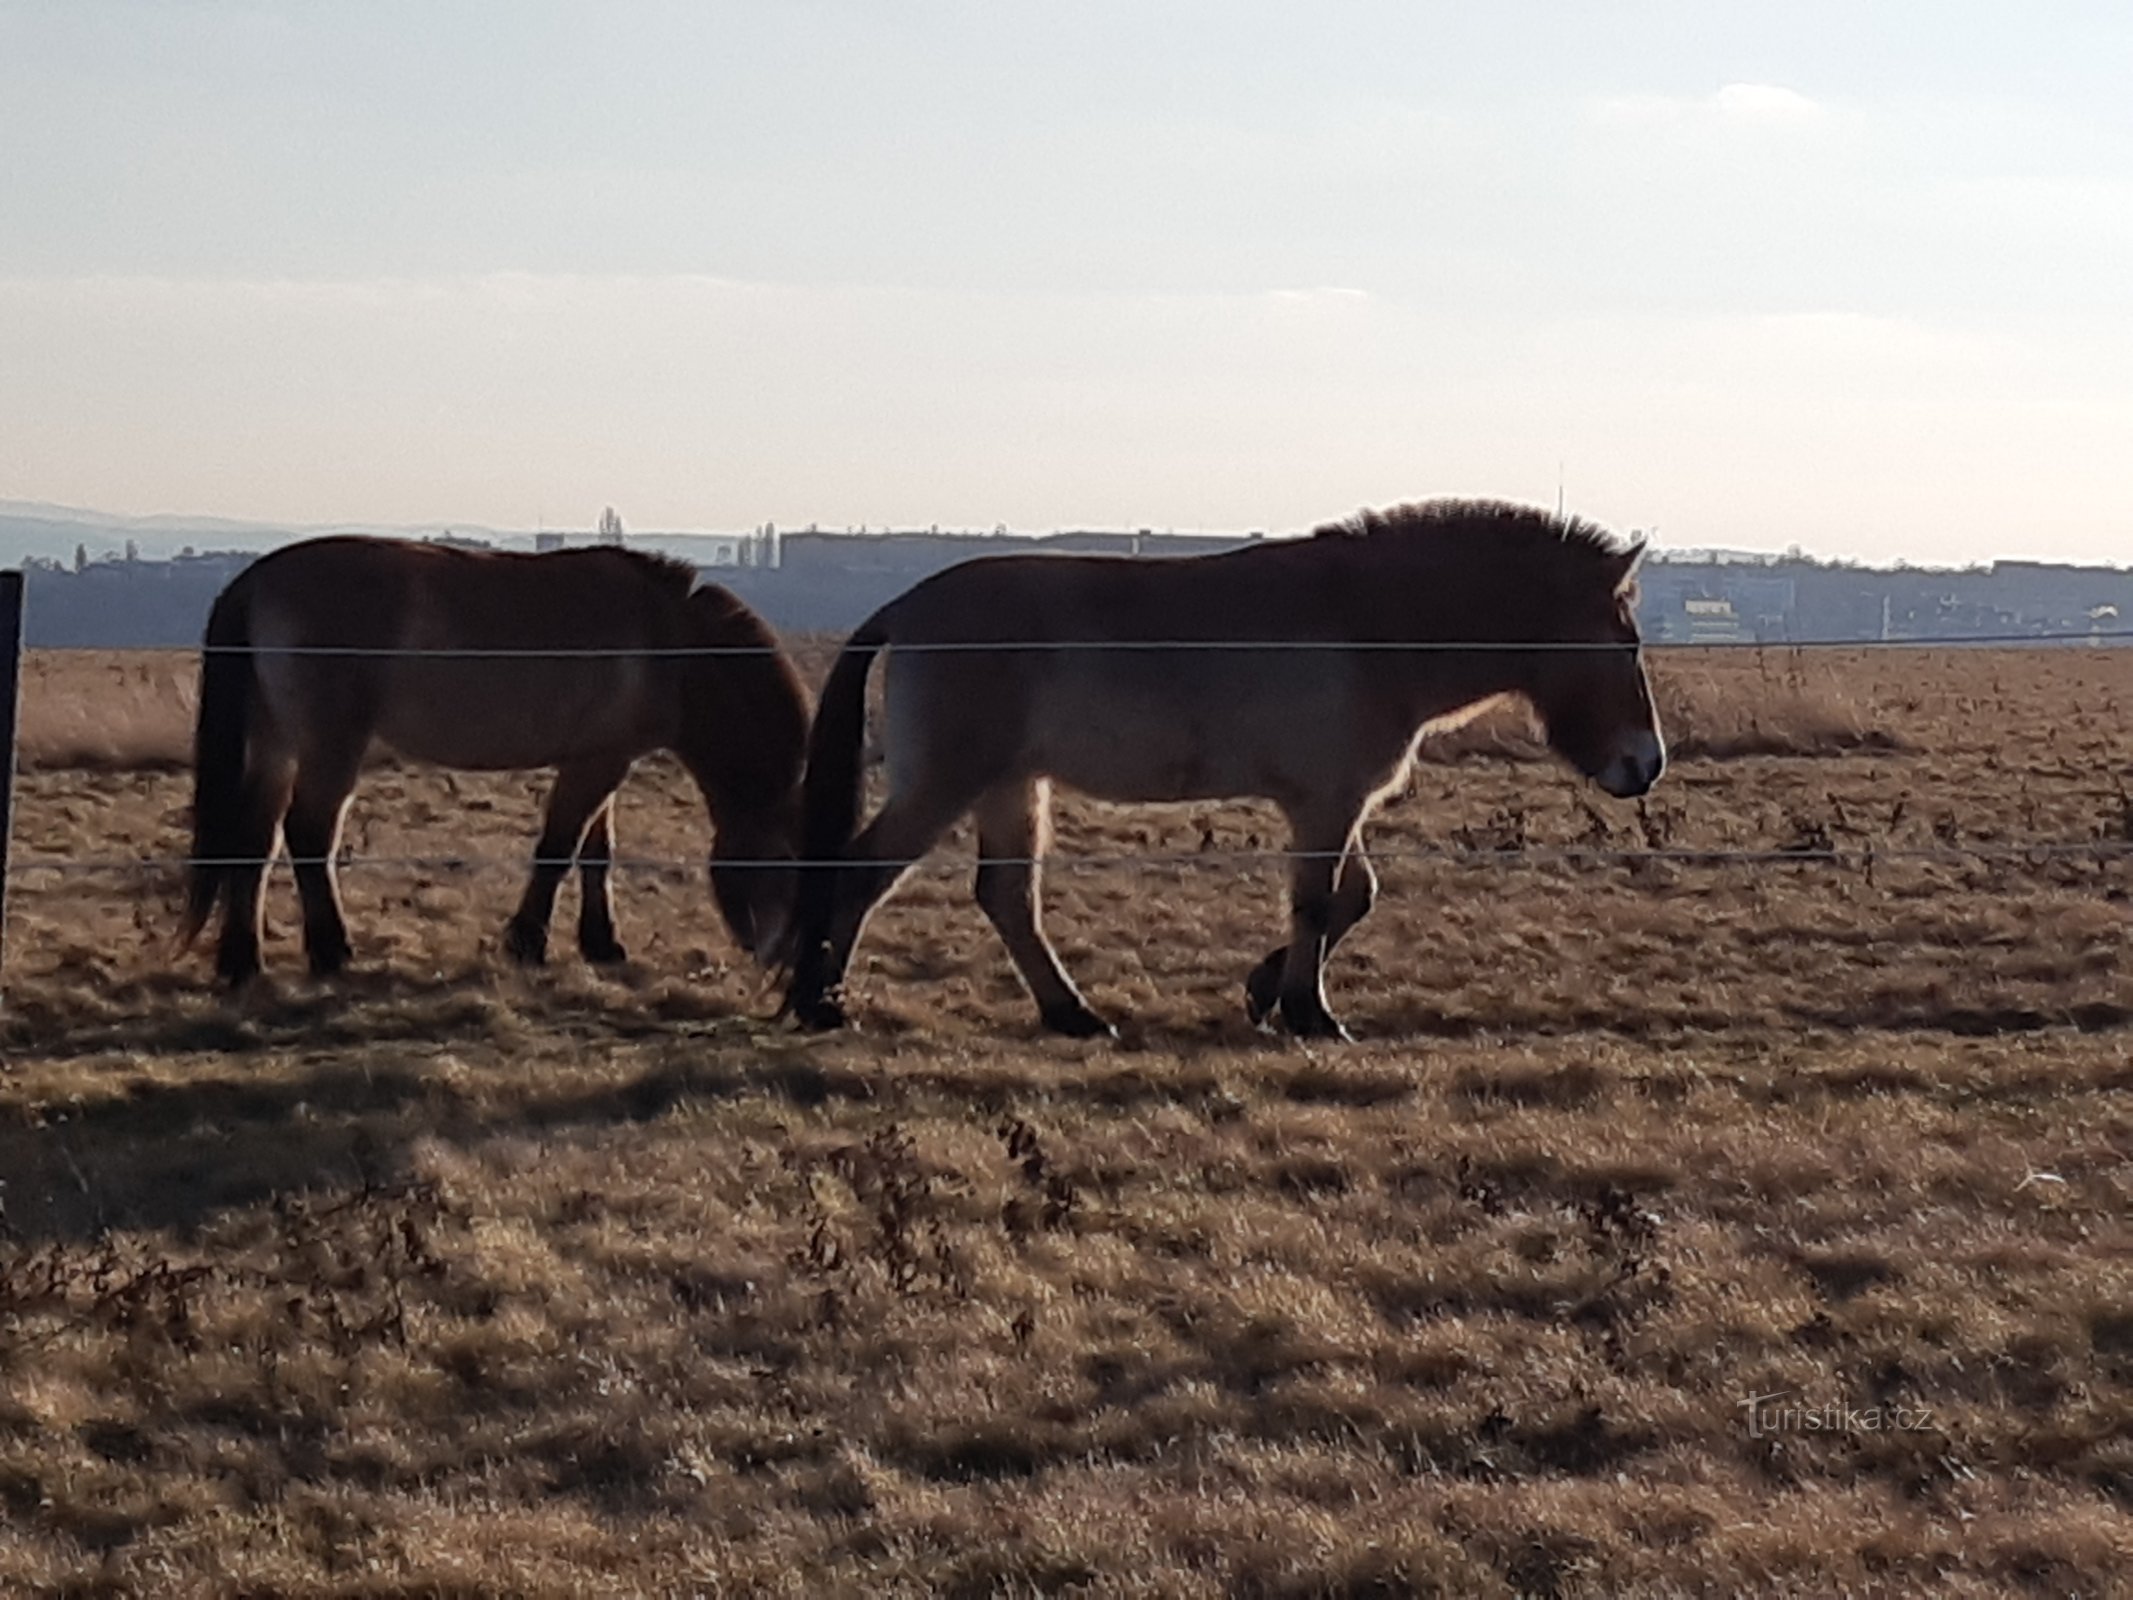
[597,506,624,546]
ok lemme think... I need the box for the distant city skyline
[5,4,2131,565]
[8,494,2127,580]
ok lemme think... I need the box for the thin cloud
[1590,83,1825,128]
[1711,83,1824,122]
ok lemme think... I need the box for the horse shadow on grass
[0,962,885,1243]
[0,962,1425,1242]
[14,951,2118,1244]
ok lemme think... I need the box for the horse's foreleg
[506,755,631,966]
[787,781,971,1029]
[1246,845,1377,1026]
[1271,811,1367,1041]
[283,746,363,978]
[574,799,627,964]
[973,780,1111,1039]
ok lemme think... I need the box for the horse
[781,499,1665,1041]
[181,536,809,987]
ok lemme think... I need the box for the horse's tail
[181,577,255,947]
[780,611,891,989]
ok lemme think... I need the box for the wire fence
[9,839,2132,880]
[44,627,2133,657]
[11,632,2131,886]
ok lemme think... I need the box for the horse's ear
[1609,539,1649,595]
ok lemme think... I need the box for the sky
[2,1,2130,564]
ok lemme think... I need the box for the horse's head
[708,797,800,968]
[1522,540,1666,798]
[678,583,811,967]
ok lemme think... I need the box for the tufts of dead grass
[16,651,196,773]
[1653,650,1909,761]
[1419,648,1908,765]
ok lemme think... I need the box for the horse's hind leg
[575,798,628,964]
[283,739,367,977]
[973,780,1111,1039]
[1245,845,1377,1026]
[505,754,631,965]
[216,753,296,986]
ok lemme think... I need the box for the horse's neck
[1346,556,1545,722]
[674,652,803,814]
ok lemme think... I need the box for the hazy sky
[4,2,2130,562]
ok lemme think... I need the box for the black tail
[782,614,890,1000]
[181,579,254,947]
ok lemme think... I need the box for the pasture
[2,643,2131,1596]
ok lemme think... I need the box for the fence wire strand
[15,635,2132,884]
[9,839,2132,880]
[91,627,2133,657]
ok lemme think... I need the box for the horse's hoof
[1243,955,1282,1025]
[790,994,848,1032]
[305,938,353,979]
[1041,1002,1117,1040]
[1278,997,1354,1043]
[502,922,549,966]
[216,946,264,989]
[580,936,630,966]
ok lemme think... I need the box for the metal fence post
[0,570,21,1000]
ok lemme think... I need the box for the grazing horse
[783,499,1665,1040]
[182,536,809,986]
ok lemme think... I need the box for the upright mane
[592,545,701,594]
[685,576,787,653]
[1314,498,1632,580]
[568,546,787,652]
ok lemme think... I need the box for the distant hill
[5,501,2129,649]
[0,501,513,569]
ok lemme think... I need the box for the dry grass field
[3,642,2131,1596]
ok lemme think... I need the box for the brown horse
[783,499,1665,1040]
[182,536,809,986]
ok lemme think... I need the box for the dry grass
[1421,647,1904,766]
[2,646,2131,1595]
[16,652,195,773]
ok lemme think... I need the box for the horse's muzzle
[1595,730,1667,799]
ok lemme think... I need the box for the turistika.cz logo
[1739,1390,1933,1440]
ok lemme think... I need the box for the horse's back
[238,538,686,769]
[875,548,1404,807]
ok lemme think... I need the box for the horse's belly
[371,665,656,770]
[1044,737,1266,803]
[1028,672,1346,803]
[374,717,605,771]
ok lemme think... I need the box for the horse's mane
[685,575,786,652]
[585,546,701,593]
[555,546,785,653]
[1314,498,1630,571]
